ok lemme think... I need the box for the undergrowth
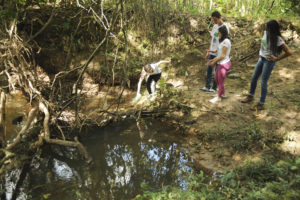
[134,157,300,200]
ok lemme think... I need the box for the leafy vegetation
[135,157,300,200]
[0,0,299,199]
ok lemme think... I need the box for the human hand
[164,58,171,63]
[132,93,142,105]
[267,56,278,62]
[207,60,216,67]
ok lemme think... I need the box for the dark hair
[211,11,221,18]
[266,20,282,56]
[218,26,229,43]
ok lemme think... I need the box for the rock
[228,73,241,79]
[247,63,257,68]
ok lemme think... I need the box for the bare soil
[164,48,300,173]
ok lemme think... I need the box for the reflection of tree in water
[5,120,192,199]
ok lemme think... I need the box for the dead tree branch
[0,91,6,147]
[6,106,39,151]
[37,102,92,163]
[26,4,56,43]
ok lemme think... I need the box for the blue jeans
[205,54,218,90]
[249,56,276,104]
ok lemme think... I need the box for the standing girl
[241,20,292,110]
[200,11,230,93]
[208,26,231,103]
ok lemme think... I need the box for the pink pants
[215,61,232,97]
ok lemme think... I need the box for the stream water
[3,119,197,200]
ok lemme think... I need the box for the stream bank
[1,4,300,198]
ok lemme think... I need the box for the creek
[3,118,197,200]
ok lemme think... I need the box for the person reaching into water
[132,59,171,104]
[241,20,292,110]
[208,25,232,103]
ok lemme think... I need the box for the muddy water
[4,119,196,200]
[3,91,31,142]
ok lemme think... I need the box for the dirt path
[167,48,300,173]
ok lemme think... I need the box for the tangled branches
[0,20,93,176]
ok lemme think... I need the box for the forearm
[156,60,170,65]
[276,44,292,61]
[136,78,143,94]
[277,52,292,61]
[213,55,225,63]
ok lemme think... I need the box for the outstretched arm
[136,68,146,95]
[155,59,171,66]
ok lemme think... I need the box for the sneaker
[200,87,210,92]
[150,95,156,101]
[208,88,216,93]
[209,96,221,103]
[241,95,254,103]
[148,94,156,101]
[250,103,264,111]
[214,94,227,98]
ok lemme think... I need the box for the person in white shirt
[135,59,171,102]
[241,20,292,110]
[208,26,231,103]
[200,11,229,93]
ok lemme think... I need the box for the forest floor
[81,47,300,174]
[162,48,300,173]
[6,9,298,175]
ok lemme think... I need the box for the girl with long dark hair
[208,25,232,103]
[241,20,292,110]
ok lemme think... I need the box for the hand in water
[132,93,142,105]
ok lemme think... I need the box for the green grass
[134,157,300,200]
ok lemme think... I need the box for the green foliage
[135,157,300,200]
[0,7,17,22]
[200,122,284,152]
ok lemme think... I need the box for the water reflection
[4,119,194,200]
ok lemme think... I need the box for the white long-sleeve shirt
[136,60,169,95]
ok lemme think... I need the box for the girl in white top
[241,20,292,110]
[209,22,230,57]
[201,11,230,93]
[135,60,171,101]
[208,26,232,103]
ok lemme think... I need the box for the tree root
[34,102,92,164]
[7,106,39,150]
[0,149,15,174]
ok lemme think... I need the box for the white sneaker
[200,87,210,92]
[148,94,156,101]
[216,94,227,98]
[208,88,216,93]
[209,96,221,103]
